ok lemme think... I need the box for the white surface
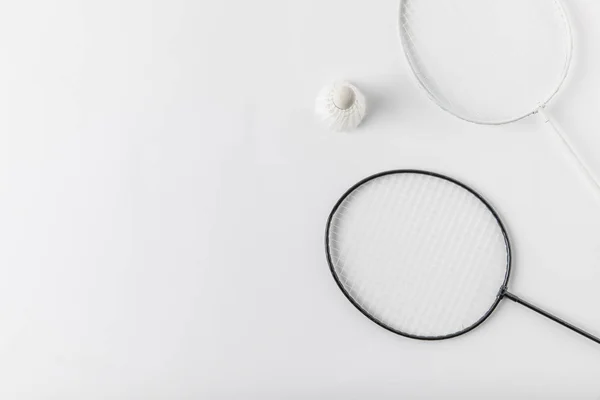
[1,0,600,398]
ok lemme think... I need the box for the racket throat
[535,104,550,123]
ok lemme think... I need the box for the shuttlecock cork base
[315,81,366,132]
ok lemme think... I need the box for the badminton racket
[325,170,600,343]
[398,0,600,196]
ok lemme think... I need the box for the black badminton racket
[325,170,600,344]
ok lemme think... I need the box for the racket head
[325,170,512,340]
[398,0,573,125]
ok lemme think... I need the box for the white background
[1,0,600,398]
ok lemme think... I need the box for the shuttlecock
[315,81,366,131]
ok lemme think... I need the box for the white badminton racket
[398,0,600,195]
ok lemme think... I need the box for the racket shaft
[504,290,600,345]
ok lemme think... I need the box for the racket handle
[538,107,600,200]
[503,290,600,345]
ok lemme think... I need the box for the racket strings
[399,0,572,124]
[328,173,509,337]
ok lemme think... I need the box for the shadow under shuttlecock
[350,78,410,132]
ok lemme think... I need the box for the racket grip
[503,290,600,345]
